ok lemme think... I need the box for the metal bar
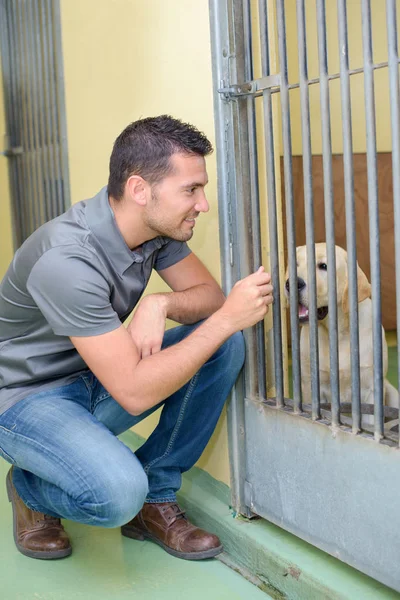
[276,0,302,412]
[26,0,44,226]
[316,0,340,427]
[39,0,57,221]
[23,0,42,231]
[32,0,50,223]
[296,0,320,419]
[53,0,70,211]
[361,0,384,440]
[337,0,362,433]
[19,0,40,235]
[386,0,400,446]
[220,62,396,100]
[0,0,18,248]
[9,0,26,246]
[46,0,63,216]
[220,61,395,100]
[259,0,284,407]
[243,0,266,401]
[15,0,34,240]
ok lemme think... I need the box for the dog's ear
[342,263,371,313]
[357,263,371,303]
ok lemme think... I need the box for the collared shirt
[0,186,191,415]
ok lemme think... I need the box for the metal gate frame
[0,0,70,248]
[209,0,400,591]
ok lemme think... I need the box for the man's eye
[318,262,328,271]
[187,188,196,194]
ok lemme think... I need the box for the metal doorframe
[209,0,269,517]
[209,0,400,591]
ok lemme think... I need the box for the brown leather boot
[6,468,72,559]
[121,502,223,560]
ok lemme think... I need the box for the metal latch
[218,74,281,99]
[0,146,23,157]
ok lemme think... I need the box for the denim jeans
[0,324,245,528]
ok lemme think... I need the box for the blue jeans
[0,324,245,528]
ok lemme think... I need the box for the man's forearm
[156,284,226,324]
[126,310,234,414]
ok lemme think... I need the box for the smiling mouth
[298,304,329,324]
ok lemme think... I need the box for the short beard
[143,188,193,242]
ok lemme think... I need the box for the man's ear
[342,263,371,313]
[126,175,148,206]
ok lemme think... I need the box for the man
[0,115,273,561]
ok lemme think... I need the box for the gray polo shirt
[0,186,191,415]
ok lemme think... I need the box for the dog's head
[284,243,371,325]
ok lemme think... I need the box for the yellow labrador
[285,243,397,417]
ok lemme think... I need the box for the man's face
[143,152,209,242]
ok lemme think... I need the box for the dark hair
[107,115,213,199]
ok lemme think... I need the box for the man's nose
[195,193,209,213]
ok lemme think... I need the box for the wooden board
[280,153,396,330]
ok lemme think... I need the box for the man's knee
[80,464,149,528]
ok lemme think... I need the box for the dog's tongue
[298,304,309,318]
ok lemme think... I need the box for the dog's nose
[285,278,306,292]
[297,277,306,291]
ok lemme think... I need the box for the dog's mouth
[298,303,329,324]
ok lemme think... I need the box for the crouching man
[0,115,273,560]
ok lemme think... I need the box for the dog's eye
[318,262,328,271]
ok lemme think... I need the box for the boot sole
[6,470,72,560]
[121,524,223,561]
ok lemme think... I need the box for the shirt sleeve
[26,247,122,337]
[154,240,192,271]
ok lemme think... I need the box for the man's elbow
[119,391,153,417]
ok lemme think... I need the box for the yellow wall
[0,54,14,279]
[284,0,398,155]
[60,0,230,484]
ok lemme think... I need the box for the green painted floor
[0,460,270,600]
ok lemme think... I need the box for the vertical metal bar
[276,0,302,412]
[226,1,260,403]
[337,0,362,433]
[243,0,267,401]
[39,0,58,221]
[32,0,50,223]
[26,0,44,226]
[316,0,340,427]
[361,0,384,440]
[46,0,64,216]
[0,0,18,248]
[296,0,320,419]
[259,0,284,407]
[8,0,26,246]
[15,0,35,240]
[53,0,70,211]
[18,0,40,235]
[386,0,400,445]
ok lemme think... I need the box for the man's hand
[127,294,168,359]
[217,267,273,333]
